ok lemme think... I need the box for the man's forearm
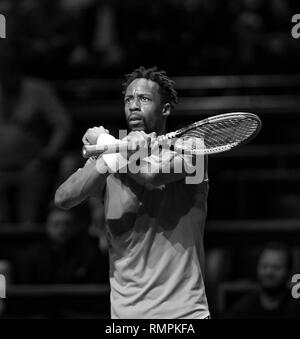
[55,157,108,209]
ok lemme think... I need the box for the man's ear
[162,103,171,117]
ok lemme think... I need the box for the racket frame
[82,112,262,158]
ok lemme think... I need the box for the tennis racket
[82,112,262,158]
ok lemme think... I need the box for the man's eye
[141,96,150,102]
[124,98,131,104]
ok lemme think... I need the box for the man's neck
[155,124,166,136]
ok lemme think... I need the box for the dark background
[0,0,300,318]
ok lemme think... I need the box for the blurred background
[0,0,300,318]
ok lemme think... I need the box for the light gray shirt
[103,152,210,319]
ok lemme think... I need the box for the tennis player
[55,66,210,319]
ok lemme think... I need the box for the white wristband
[96,133,128,173]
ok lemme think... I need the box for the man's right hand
[82,126,110,145]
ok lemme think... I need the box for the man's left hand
[123,131,157,153]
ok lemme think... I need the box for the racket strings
[179,118,259,152]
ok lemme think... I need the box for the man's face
[46,210,81,245]
[257,250,289,291]
[124,78,166,133]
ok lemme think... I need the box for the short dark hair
[122,66,178,109]
[259,242,293,271]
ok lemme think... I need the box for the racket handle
[82,135,173,159]
[82,141,132,158]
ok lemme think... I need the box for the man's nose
[129,98,141,111]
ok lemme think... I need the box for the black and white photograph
[0,0,300,325]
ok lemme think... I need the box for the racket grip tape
[82,141,132,158]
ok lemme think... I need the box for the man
[55,66,210,319]
[0,57,70,223]
[17,203,108,285]
[226,243,300,318]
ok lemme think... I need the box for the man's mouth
[128,114,143,122]
[128,115,144,126]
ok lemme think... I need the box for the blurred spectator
[0,0,298,76]
[56,151,83,185]
[62,0,123,76]
[16,203,108,284]
[232,0,265,73]
[226,243,300,318]
[91,1,123,72]
[15,0,77,78]
[263,0,293,72]
[180,0,233,74]
[205,247,232,316]
[0,58,70,224]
